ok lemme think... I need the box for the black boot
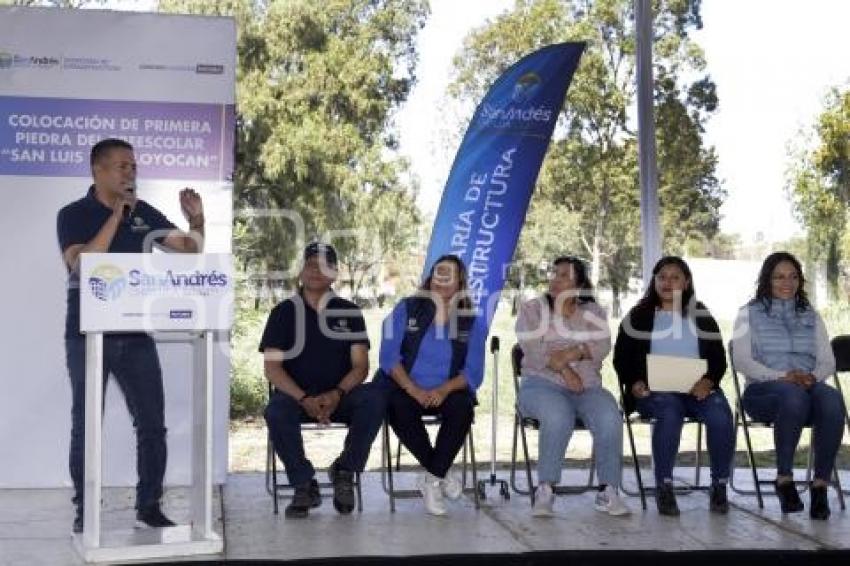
[775,479,804,513]
[656,483,680,516]
[709,481,729,514]
[809,483,830,520]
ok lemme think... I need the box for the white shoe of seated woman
[441,472,463,501]
[417,472,447,516]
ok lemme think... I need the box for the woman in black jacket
[613,256,733,516]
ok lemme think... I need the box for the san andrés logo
[478,71,554,126]
[88,264,127,301]
[128,269,228,289]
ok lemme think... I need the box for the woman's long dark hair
[546,255,596,308]
[420,254,473,311]
[751,251,810,312]
[635,256,695,315]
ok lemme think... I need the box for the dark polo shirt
[56,185,176,338]
[259,293,370,396]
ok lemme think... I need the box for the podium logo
[88,264,127,302]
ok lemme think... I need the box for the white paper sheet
[647,354,707,393]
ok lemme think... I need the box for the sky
[396,0,850,244]
[103,0,850,245]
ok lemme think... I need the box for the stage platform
[2,468,849,565]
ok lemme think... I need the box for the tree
[158,0,428,301]
[448,0,724,313]
[788,87,850,300]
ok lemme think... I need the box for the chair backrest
[511,343,523,398]
[726,340,745,406]
[831,335,850,373]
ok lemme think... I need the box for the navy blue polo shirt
[259,293,370,395]
[56,185,177,338]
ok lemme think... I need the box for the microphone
[122,183,136,223]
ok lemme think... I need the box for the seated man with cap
[259,242,387,517]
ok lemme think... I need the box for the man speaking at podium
[56,138,206,534]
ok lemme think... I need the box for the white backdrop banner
[0,6,235,487]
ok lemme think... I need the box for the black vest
[398,296,475,380]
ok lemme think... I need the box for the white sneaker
[441,472,463,501]
[417,472,447,516]
[594,485,631,516]
[532,482,555,517]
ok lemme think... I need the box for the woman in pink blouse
[515,256,629,517]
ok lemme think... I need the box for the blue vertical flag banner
[423,42,586,384]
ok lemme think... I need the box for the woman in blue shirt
[379,255,484,516]
[613,256,733,516]
[732,251,843,520]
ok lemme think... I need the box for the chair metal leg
[467,428,480,510]
[833,465,846,510]
[269,436,280,515]
[509,413,521,494]
[384,421,396,513]
[520,418,535,503]
[695,422,703,488]
[355,471,363,513]
[623,416,647,510]
[730,408,764,508]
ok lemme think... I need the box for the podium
[75,253,233,563]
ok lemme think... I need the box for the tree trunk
[611,283,621,318]
[590,233,602,289]
[827,236,840,302]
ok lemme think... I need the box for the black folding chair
[380,414,479,512]
[831,335,850,496]
[265,384,363,515]
[619,382,707,511]
[508,344,597,505]
[728,341,845,509]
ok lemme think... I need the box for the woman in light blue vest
[732,251,844,520]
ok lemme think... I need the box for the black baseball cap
[303,242,338,266]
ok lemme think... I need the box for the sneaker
[532,482,555,517]
[809,484,830,520]
[595,485,631,516]
[775,479,804,513]
[135,505,176,528]
[709,482,729,514]
[285,480,320,519]
[656,483,680,516]
[417,472,447,516]
[72,508,83,534]
[329,460,356,515]
[441,472,463,501]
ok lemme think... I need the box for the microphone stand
[477,335,510,500]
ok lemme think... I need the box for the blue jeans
[66,335,167,511]
[518,376,623,487]
[635,390,734,485]
[743,380,845,481]
[264,382,388,486]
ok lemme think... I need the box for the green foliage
[449,0,724,309]
[788,87,850,299]
[156,0,429,410]
[158,0,428,299]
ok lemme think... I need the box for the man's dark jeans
[264,382,389,486]
[66,334,167,511]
